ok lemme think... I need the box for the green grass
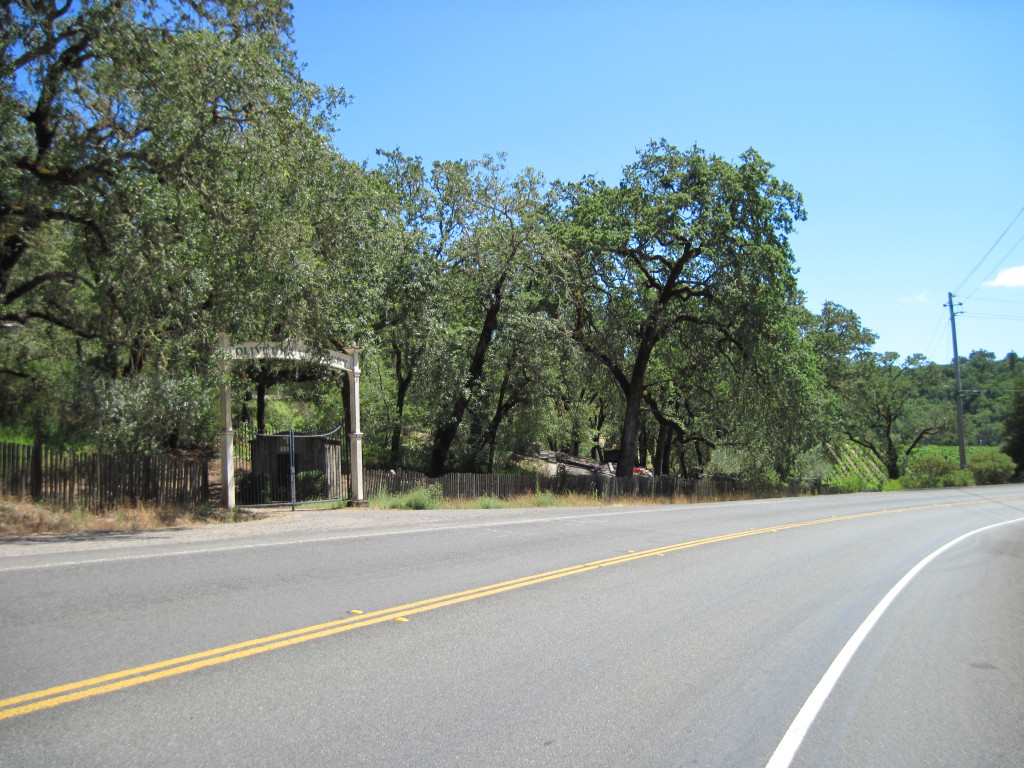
[371,487,442,510]
[473,495,504,509]
[532,490,557,507]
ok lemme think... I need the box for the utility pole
[947,292,968,469]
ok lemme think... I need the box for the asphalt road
[1,486,1022,767]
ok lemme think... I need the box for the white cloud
[897,291,929,304]
[985,266,1024,287]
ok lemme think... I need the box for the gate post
[218,333,235,509]
[347,350,367,506]
[288,430,296,511]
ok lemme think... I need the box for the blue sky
[291,0,1023,362]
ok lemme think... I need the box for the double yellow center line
[0,498,1007,721]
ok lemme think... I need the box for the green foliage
[551,140,807,478]
[703,446,780,486]
[838,474,868,493]
[966,448,1016,485]
[881,478,904,491]
[0,426,32,445]
[238,473,272,504]
[827,442,886,488]
[791,447,834,483]
[92,371,218,453]
[1004,373,1024,471]
[295,470,329,501]
[0,0,369,452]
[842,352,946,479]
[948,470,976,487]
[379,486,442,510]
[534,490,557,507]
[902,453,975,488]
[474,495,505,509]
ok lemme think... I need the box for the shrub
[967,448,1016,485]
[792,446,833,484]
[903,453,975,488]
[881,478,903,492]
[92,371,217,454]
[295,470,329,500]
[238,472,272,504]
[385,487,441,510]
[943,469,976,488]
[838,474,868,493]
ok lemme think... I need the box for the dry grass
[0,496,254,537]
[439,488,758,510]
[2,486,767,536]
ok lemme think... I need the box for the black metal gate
[233,425,350,507]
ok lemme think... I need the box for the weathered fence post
[30,437,43,502]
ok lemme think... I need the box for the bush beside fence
[0,441,209,512]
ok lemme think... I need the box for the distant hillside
[920,351,1020,448]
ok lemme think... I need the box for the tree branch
[4,271,95,306]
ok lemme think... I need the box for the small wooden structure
[250,434,347,502]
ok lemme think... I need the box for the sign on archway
[217,333,366,508]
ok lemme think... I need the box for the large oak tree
[551,140,806,476]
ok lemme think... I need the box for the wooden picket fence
[361,467,793,502]
[363,468,431,497]
[0,441,210,512]
[1,439,828,513]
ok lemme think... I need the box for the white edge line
[764,514,1024,768]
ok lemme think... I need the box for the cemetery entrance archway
[218,334,366,508]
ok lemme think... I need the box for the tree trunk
[884,437,900,480]
[653,421,671,476]
[617,381,645,477]
[615,335,656,478]
[590,398,606,462]
[388,343,414,468]
[483,372,517,473]
[256,378,267,434]
[694,441,707,474]
[427,275,506,476]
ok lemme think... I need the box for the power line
[953,202,1024,295]
[970,296,1024,305]
[968,230,1024,296]
[962,312,1024,321]
[923,313,949,361]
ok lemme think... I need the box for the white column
[347,350,366,506]
[218,333,235,509]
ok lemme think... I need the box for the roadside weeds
[1,487,768,537]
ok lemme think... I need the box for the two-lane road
[1,487,1022,766]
